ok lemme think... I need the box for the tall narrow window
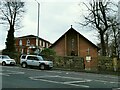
[19,40,22,46]
[27,49,30,54]
[71,38,75,56]
[43,41,45,47]
[87,48,90,55]
[71,38,75,51]
[46,43,48,48]
[39,40,42,46]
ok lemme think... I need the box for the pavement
[0,65,120,89]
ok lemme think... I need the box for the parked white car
[20,55,53,70]
[0,55,16,66]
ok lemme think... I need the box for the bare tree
[109,16,119,58]
[0,0,25,57]
[79,0,117,56]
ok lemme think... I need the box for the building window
[87,48,90,55]
[41,41,43,46]
[46,43,48,48]
[43,41,45,47]
[71,38,75,51]
[22,49,24,54]
[39,40,42,46]
[27,39,30,46]
[27,49,30,54]
[45,43,47,48]
[19,40,22,46]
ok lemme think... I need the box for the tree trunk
[100,33,106,56]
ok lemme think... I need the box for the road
[0,65,120,89]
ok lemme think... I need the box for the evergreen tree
[0,0,25,58]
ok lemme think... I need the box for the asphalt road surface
[0,65,120,89]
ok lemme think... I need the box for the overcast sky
[0,0,118,50]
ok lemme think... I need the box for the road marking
[64,80,88,84]
[29,75,90,88]
[29,76,89,88]
[5,70,25,74]
[65,83,89,88]
[45,71,62,74]
[0,70,3,72]
[0,70,25,76]
[95,79,118,84]
[0,73,10,76]
[30,75,83,80]
[103,75,119,79]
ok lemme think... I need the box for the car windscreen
[2,56,10,59]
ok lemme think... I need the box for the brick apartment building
[15,35,51,54]
[50,26,99,70]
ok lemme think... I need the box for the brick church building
[50,25,99,70]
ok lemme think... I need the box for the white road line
[6,70,24,73]
[29,75,59,79]
[64,80,87,84]
[103,75,119,79]
[95,80,118,84]
[0,73,10,76]
[46,71,62,74]
[0,70,4,72]
[66,83,89,88]
[5,72,25,75]
[30,75,84,80]
[0,70,25,76]
[29,77,89,88]
[26,68,41,71]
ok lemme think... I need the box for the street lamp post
[35,0,40,54]
[37,1,40,38]
[118,1,120,59]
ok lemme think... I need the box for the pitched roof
[15,35,51,44]
[50,26,99,49]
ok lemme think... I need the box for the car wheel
[39,64,45,70]
[22,63,27,68]
[2,62,6,66]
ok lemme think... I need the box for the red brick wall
[53,37,65,56]
[79,36,98,70]
[79,36,98,57]
[15,38,36,54]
